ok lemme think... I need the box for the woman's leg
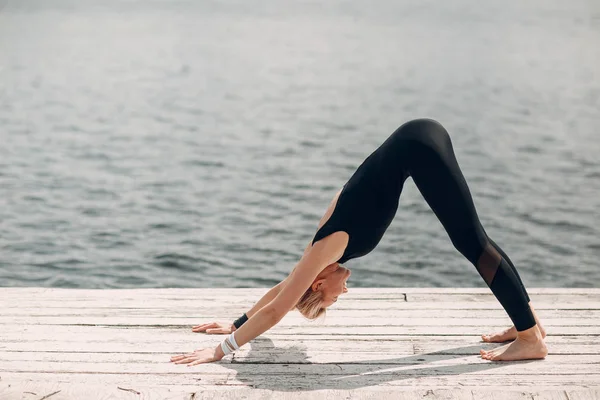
[391,119,547,347]
[487,237,529,302]
[484,237,547,342]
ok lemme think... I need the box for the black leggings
[393,119,536,332]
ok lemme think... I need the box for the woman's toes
[480,348,495,359]
[482,343,509,359]
[481,326,517,343]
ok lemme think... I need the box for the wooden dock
[1,287,599,399]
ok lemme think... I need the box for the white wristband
[220,332,240,356]
[228,332,239,349]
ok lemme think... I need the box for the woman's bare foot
[481,324,546,343]
[480,325,548,361]
[481,302,546,343]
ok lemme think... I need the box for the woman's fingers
[170,354,193,362]
[171,348,221,366]
[192,322,214,329]
[172,357,192,364]
[192,322,217,332]
[172,353,199,364]
[205,328,226,334]
[192,322,232,333]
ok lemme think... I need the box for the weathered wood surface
[1,288,599,400]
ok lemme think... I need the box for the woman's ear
[311,278,326,292]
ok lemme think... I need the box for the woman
[170,118,548,366]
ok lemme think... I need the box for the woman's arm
[242,280,289,320]
[194,239,318,335]
[217,189,346,347]
[171,189,346,365]
[230,240,315,328]
[230,231,347,350]
[233,233,328,328]
[249,238,318,315]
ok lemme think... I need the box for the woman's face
[313,262,350,307]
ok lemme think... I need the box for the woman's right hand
[192,322,236,334]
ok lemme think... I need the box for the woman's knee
[393,118,451,148]
[395,118,448,139]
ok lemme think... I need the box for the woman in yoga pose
[170,118,548,365]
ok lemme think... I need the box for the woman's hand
[192,322,236,334]
[170,345,224,366]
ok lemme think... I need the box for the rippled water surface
[1,0,599,288]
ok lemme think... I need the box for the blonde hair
[295,287,327,320]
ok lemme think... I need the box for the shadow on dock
[226,337,537,391]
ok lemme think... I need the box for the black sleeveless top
[311,133,410,264]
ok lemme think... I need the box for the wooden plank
[2,300,599,311]
[406,293,600,303]
[1,294,597,305]
[0,382,187,400]
[3,287,599,296]
[5,358,600,376]
[1,288,598,304]
[0,289,597,302]
[1,371,599,388]
[1,351,599,366]
[1,327,597,346]
[2,308,599,319]
[2,316,599,327]
[3,332,594,344]
[231,349,600,363]
[2,324,598,337]
[3,382,598,400]
[2,338,597,356]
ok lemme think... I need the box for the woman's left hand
[170,345,224,366]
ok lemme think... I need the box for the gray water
[1,0,599,289]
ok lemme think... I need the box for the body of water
[1,0,599,288]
